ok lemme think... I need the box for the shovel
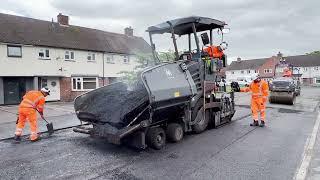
[35,109,54,135]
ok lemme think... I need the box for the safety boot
[259,121,265,127]
[250,120,259,126]
[30,135,41,142]
[14,135,21,142]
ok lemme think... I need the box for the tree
[157,49,176,62]
[117,52,153,84]
[306,51,320,55]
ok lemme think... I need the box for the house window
[123,55,129,64]
[241,70,244,74]
[255,70,259,73]
[247,70,251,74]
[304,67,308,72]
[264,69,272,73]
[231,71,235,74]
[72,77,98,91]
[87,53,96,62]
[106,55,114,64]
[7,45,22,57]
[316,78,320,84]
[314,67,319,71]
[38,49,50,59]
[65,51,75,61]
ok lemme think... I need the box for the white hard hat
[220,42,228,50]
[41,87,50,95]
[252,73,260,80]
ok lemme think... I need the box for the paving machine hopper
[269,59,301,105]
[73,16,235,149]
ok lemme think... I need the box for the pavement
[0,87,320,180]
[0,102,80,139]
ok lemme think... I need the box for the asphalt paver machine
[73,16,235,149]
[269,59,301,105]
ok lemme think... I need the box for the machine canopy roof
[147,16,226,35]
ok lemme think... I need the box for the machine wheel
[269,96,274,104]
[290,94,296,105]
[192,98,209,134]
[146,127,166,150]
[166,123,184,142]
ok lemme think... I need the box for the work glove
[39,111,44,118]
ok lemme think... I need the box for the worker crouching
[233,74,269,127]
[14,87,50,142]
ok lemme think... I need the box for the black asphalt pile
[74,80,149,129]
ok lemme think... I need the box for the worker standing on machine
[233,74,269,127]
[283,67,292,77]
[14,87,50,142]
[203,42,228,59]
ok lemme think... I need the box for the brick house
[257,55,280,82]
[225,52,320,85]
[0,13,151,105]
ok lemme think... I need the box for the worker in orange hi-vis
[239,73,269,127]
[203,42,228,59]
[283,67,292,77]
[14,87,50,142]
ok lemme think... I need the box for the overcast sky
[1,0,319,63]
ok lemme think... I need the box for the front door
[3,78,26,104]
[40,77,60,101]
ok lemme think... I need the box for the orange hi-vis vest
[204,46,224,59]
[241,80,269,99]
[19,91,45,113]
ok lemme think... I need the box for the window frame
[71,77,98,91]
[240,70,244,74]
[38,48,50,60]
[65,50,75,61]
[105,55,115,64]
[7,45,22,58]
[122,55,130,64]
[87,52,96,62]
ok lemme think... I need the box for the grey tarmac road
[0,87,320,180]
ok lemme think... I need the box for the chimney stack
[57,13,69,26]
[237,57,241,62]
[124,27,133,36]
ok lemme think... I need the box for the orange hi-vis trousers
[251,97,266,121]
[15,108,39,141]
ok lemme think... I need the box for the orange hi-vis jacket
[241,80,269,121]
[19,91,45,113]
[204,46,224,59]
[240,80,269,99]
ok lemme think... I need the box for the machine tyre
[192,98,209,134]
[290,94,296,105]
[146,127,166,150]
[166,123,184,142]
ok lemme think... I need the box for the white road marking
[294,111,320,180]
